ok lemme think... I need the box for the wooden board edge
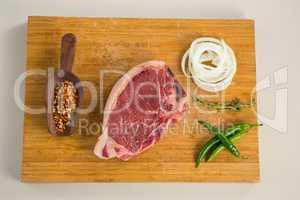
[21,17,33,182]
[21,161,260,183]
[27,16,255,24]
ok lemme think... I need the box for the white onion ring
[181,37,236,92]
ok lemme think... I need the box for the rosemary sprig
[192,96,254,112]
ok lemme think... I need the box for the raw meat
[94,61,188,161]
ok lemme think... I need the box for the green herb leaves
[192,96,255,112]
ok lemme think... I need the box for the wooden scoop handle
[60,33,76,72]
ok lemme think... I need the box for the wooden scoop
[46,33,83,136]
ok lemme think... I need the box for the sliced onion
[181,37,236,92]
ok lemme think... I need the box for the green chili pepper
[195,122,262,167]
[215,132,241,158]
[195,126,240,167]
[207,133,242,162]
[195,140,217,168]
[198,120,241,158]
[208,123,257,155]
[207,124,262,161]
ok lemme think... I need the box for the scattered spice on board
[52,80,78,133]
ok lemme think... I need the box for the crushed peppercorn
[52,80,78,133]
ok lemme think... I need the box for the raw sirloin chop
[94,61,188,160]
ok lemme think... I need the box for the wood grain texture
[22,16,259,182]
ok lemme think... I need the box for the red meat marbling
[94,61,188,161]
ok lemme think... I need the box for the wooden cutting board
[22,16,259,182]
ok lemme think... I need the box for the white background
[0,0,299,199]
